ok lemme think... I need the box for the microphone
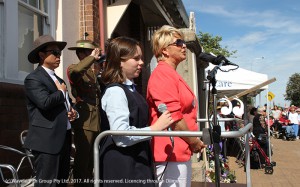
[198,52,238,66]
[157,103,174,146]
[179,28,238,67]
[208,52,238,66]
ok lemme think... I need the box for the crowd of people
[248,104,300,140]
[211,101,300,162]
[23,25,207,187]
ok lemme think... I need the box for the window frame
[0,1,4,79]
[1,0,56,84]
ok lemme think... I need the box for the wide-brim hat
[68,40,98,50]
[289,105,296,111]
[28,35,67,64]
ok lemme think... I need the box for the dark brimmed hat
[68,40,98,50]
[28,35,67,64]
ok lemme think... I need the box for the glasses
[43,50,62,57]
[168,39,186,47]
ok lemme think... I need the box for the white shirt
[288,112,299,124]
[272,109,281,120]
[101,79,151,147]
[42,66,71,130]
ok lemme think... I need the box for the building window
[1,0,55,83]
[19,0,48,12]
[18,0,49,73]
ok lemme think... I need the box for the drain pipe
[82,0,86,39]
[99,0,105,52]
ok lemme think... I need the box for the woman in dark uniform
[99,36,174,186]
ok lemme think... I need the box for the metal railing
[93,122,253,187]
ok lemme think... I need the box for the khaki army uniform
[68,55,101,131]
[67,55,101,186]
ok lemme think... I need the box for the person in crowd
[297,108,300,137]
[288,105,299,139]
[99,36,174,187]
[67,39,103,186]
[271,105,282,122]
[272,106,283,131]
[146,25,206,187]
[279,112,295,139]
[249,107,257,124]
[215,104,229,157]
[252,107,269,157]
[283,106,290,117]
[252,107,267,138]
[263,103,268,111]
[214,104,227,132]
[24,35,78,187]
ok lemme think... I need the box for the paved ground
[192,137,300,186]
[4,136,299,187]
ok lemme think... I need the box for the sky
[182,0,300,107]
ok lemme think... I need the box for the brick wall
[79,0,100,46]
[0,82,32,182]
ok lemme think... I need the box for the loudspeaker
[233,98,244,116]
[219,98,232,115]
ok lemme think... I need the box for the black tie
[54,73,70,111]
[54,73,63,84]
[130,84,136,92]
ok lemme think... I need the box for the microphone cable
[158,138,174,181]
[156,103,174,181]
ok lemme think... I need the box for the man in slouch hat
[24,35,78,187]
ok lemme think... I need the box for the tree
[197,31,237,57]
[285,73,300,106]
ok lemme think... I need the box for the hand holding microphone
[150,103,174,131]
[157,103,174,146]
[157,104,173,131]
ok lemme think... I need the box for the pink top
[146,61,198,162]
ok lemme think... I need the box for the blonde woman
[147,25,206,187]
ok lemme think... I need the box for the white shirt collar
[123,79,135,86]
[41,66,55,76]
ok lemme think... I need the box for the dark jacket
[24,66,69,154]
[253,114,266,138]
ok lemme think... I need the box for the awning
[205,64,270,98]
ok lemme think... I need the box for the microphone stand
[207,61,225,187]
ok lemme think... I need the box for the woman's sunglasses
[43,50,62,57]
[168,39,186,47]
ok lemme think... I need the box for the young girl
[99,36,174,186]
